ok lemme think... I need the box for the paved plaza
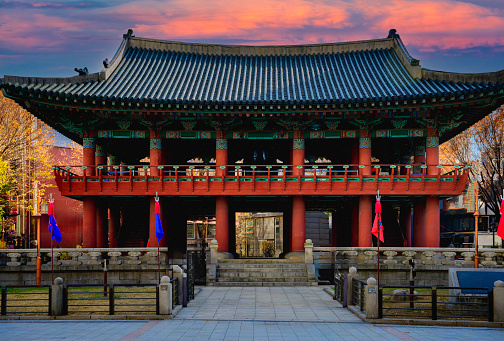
[0,286,503,341]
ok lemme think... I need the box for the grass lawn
[2,286,158,315]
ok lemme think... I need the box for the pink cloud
[0,0,503,53]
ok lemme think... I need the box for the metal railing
[186,251,201,301]
[1,285,51,316]
[333,273,345,305]
[352,278,366,312]
[378,285,492,321]
[112,284,158,315]
[65,284,110,315]
[0,283,183,316]
[170,277,179,309]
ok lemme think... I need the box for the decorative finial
[49,193,54,204]
[376,190,381,200]
[103,58,109,68]
[155,192,159,202]
[387,29,398,39]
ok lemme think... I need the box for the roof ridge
[126,35,396,57]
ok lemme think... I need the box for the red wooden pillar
[96,201,107,248]
[216,130,228,177]
[426,130,439,176]
[216,196,229,252]
[83,197,96,248]
[414,144,426,164]
[150,130,162,176]
[425,196,440,247]
[291,196,306,252]
[292,130,305,176]
[359,131,371,175]
[425,130,440,246]
[351,200,359,247]
[95,145,107,166]
[358,196,373,247]
[403,205,413,247]
[83,130,95,176]
[108,204,119,248]
[413,199,426,246]
[331,213,337,247]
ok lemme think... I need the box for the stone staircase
[215,259,317,286]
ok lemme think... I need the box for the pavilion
[1,29,503,259]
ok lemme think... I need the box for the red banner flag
[372,199,385,243]
[497,199,504,240]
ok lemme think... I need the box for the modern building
[1,29,503,260]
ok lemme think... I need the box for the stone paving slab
[0,320,503,340]
[175,286,361,322]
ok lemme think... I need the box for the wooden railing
[53,163,470,196]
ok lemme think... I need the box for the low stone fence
[0,248,169,286]
[313,246,504,286]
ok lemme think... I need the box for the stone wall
[314,246,504,286]
[0,247,174,286]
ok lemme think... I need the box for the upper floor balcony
[53,163,470,197]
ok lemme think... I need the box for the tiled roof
[2,35,503,105]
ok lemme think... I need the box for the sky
[0,0,504,78]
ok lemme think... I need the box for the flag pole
[155,192,160,285]
[49,194,54,284]
[376,190,381,287]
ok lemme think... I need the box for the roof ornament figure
[123,29,134,39]
[103,58,109,68]
[74,67,88,76]
[387,29,398,39]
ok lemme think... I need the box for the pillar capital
[426,136,439,148]
[415,145,426,156]
[95,145,106,157]
[293,138,305,150]
[150,138,162,150]
[83,138,95,149]
[216,138,228,150]
[359,137,371,149]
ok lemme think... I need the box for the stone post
[206,239,218,285]
[346,267,358,307]
[304,239,313,264]
[494,280,504,322]
[365,277,379,319]
[172,265,185,305]
[51,277,65,316]
[158,275,173,315]
[304,239,315,283]
[209,239,218,265]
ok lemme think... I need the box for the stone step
[219,259,304,264]
[217,264,307,270]
[216,276,309,282]
[217,276,308,283]
[217,271,308,278]
[213,282,317,287]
